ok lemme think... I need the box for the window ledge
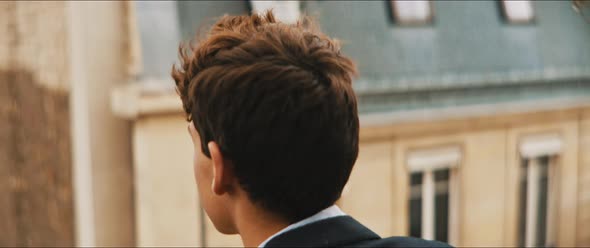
[111,79,182,119]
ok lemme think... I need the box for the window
[500,0,534,23]
[518,134,561,247]
[409,169,451,241]
[250,1,300,24]
[407,146,460,243]
[390,0,433,25]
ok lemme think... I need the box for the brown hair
[171,11,359,223]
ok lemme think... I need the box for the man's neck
[233,201,290,247]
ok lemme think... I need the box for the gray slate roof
[136,1,590,114]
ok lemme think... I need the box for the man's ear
[208,141,234,195]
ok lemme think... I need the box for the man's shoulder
[349,236,453,248]
[264,215,453,247]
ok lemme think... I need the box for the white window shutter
[407,145,461,173]
[519,133,562,159]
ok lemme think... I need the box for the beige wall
[1,1,70,91]
[339,141,394,236]
[504,121,580,247]
[346,130,508,246]
[132,115,201,246]
[341,106,589,247]
[389,130,509,246]
[459,130,506,246]
[0,2,74,246]
[578,110,590,246]
[130,113,241,247]
[118,87,590,247]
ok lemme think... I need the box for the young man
[171,11,450,247]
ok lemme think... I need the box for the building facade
[1,1,589,247]
[120,1,590,247]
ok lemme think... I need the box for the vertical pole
[525,158,540,247]
[545,156,556,246]
[422,170,435,240]
[69,1,96,246]
[448,168,459,245]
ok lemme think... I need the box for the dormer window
[390,0,433,25]
[250,1,300,24]
[500,0,534,23]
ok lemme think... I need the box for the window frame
[517,134,561,247]
[406,145,461,244]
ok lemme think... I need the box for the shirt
[258,205,347,248]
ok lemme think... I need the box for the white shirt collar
[258,205,346,248]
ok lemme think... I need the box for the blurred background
[1,0,590,247]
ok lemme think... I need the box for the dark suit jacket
[265,216,452,247]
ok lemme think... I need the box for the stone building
[1,1,589,247]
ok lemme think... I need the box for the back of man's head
[172,11,359,224]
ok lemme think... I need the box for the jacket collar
[264,215,381,247]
